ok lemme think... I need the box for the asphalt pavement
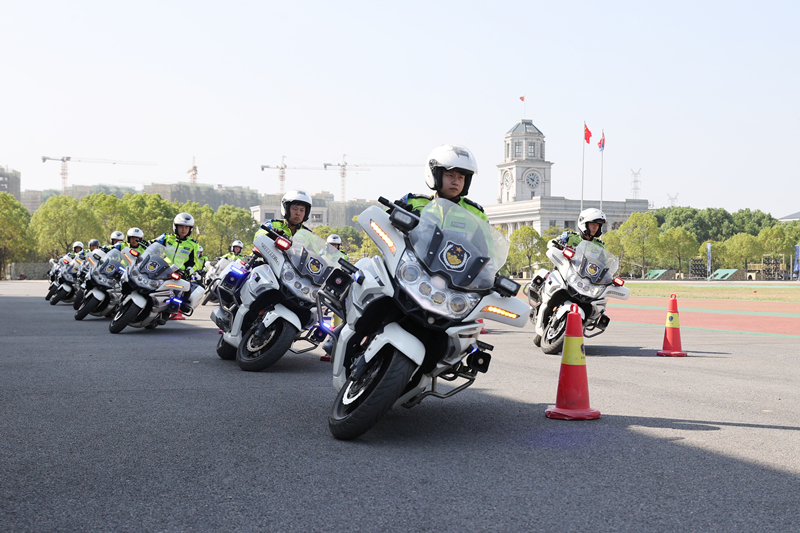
[2,281,799,532]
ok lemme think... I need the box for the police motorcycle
[108,242,197,333]
[199,256,232,306]
[526,238,630,355]
[210,228,344,371]
[72,248,107,310]
[315,197,530,440]
[44,258,62,301]
[74,248,131,321]
[49,254,85,306]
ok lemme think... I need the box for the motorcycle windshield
[99,249,131,273]
[285,229,346,285]
[408,198,509,291]
[137,242,180,279]
[570,240,620,285]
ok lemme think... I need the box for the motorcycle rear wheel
[328,348,416,440]
[236,319,297,371]
[74,295,100,321]
[109,301,141,334]
[541,314,568,355]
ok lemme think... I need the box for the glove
[181,269,193,281]
[395,200,413,213]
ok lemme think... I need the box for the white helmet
[127,227,145,240]
[72,241,84,251]
[230,239,244,252]
[326,234,342,246]
[198,245,205,255]
[425,144,478,196]
[173,212,195,235]
[110,231,124,242]
[280,190,312,222]
[578,208,607,239]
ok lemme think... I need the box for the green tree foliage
[30,196,103,258]
[618,212,660,278]
[509,226,543,276]
[658,206,736,242]
[659,226,698,274]
[204,204,258,258]
[731,208,777,236]
[724,233,763,270]
[0,193,32,277]
[80,193,123,240]
[313,226,363,256]
[118,193,175,239]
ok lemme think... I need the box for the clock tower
[497,119,553,203]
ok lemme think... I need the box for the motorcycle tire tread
[236,319,296,371]
[109,302,141,334]
[50,288,68,306]
[74,295,100,321]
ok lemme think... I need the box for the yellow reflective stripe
[665,312,680,328]
[561,336,586,366]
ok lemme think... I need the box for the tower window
[514,143,521,157]
[505,143,509,159]
[528,143,535,158]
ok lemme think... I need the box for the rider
[117,227,149,254]
[153,213,203,313]
[255,190,313,239]
[102,231,125,252]
[197,245,210,272]
[68,241,84,258]
[222,240,248,262]
[326,234,349,261]
[86,239,101,253]
[549,208,607,249]
[396,144,488,222]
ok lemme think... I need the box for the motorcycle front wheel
[50,287,69,305]
[328,348,417,440]
[72,289,85,310]
[216,335,236,360]
[541,313,568,355]
[74,295,100,321]
[45,285,58,301]
[109,301,141,334]
[236,318,297,371]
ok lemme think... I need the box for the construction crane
[187,156,198,184]
[42,156,157,195]
[261,154,419,202]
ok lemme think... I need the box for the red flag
[584,124,592,144]
[519,96,525,102]
[598,131,605,152]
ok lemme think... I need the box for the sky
[2,0,799,218]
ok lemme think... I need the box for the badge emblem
[587,263,599,275]
[439,241,470,272]
[106,265,115,273]
[307,258,322,274]
[146,261,159,272]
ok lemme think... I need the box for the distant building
[779,211,800,223]
[0,167,22,201]
[249,191,381,230]
[485,119,649,234]
[144,182,260,210]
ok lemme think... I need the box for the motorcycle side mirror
[494,275,520,298]
[389,208,419,232]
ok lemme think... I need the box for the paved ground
[2,281,800,532]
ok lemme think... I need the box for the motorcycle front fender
[89,287,107,303]
[363,322,425,367]
[261,303,303,333]
[123,292,148,309]
[58,283,74,294]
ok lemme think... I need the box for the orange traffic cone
[545,304,600,420]
[478,318,488,335]
[657,294,686,357]
[170,312,186,321]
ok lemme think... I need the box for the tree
[659,226,698,274]
[0,193,31,278]
[732,208,777,236]
[206,204,258,257]
[618,212,660,278]
[509,226,543,276]
[30,196,103,258]
[725,233,763,270]
[758,225,788,257]
[80,193,123,240]
[697,208,736,241]
[118,193,174,240]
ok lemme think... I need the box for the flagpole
[581,122,586,211]
[600,130,604,211]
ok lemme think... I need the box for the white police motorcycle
[316,198,530,440]
[74,248,131,321]
[49,254,84,306]
[108,242,198,333]
[526,238,630,354]
[210,227,344,371]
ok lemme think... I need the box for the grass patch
[624,281,800,302]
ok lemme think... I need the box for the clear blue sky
[3,1,798,218]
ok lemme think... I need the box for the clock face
[503,172,513,189]
[525,173,540,188]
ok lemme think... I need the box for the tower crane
[42,156,157,195]
[261,154,420,202]
[188,156,198,184]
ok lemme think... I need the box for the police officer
[255,190,313,239]
[68,241,84,258]
[117,227,149,254]
[222,240,248,262]
[102,231,125,252]
[549,208,607,250]
[326,234,348,261]
[153,213,204,313]
[396,144,488,222]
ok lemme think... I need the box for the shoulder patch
[463,198,484,212]
[401,193,432,202]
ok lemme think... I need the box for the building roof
[507,119,543,136]
[779,211,800,222]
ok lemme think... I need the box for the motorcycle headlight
[282,261,314,302]
[395,251,479,320]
